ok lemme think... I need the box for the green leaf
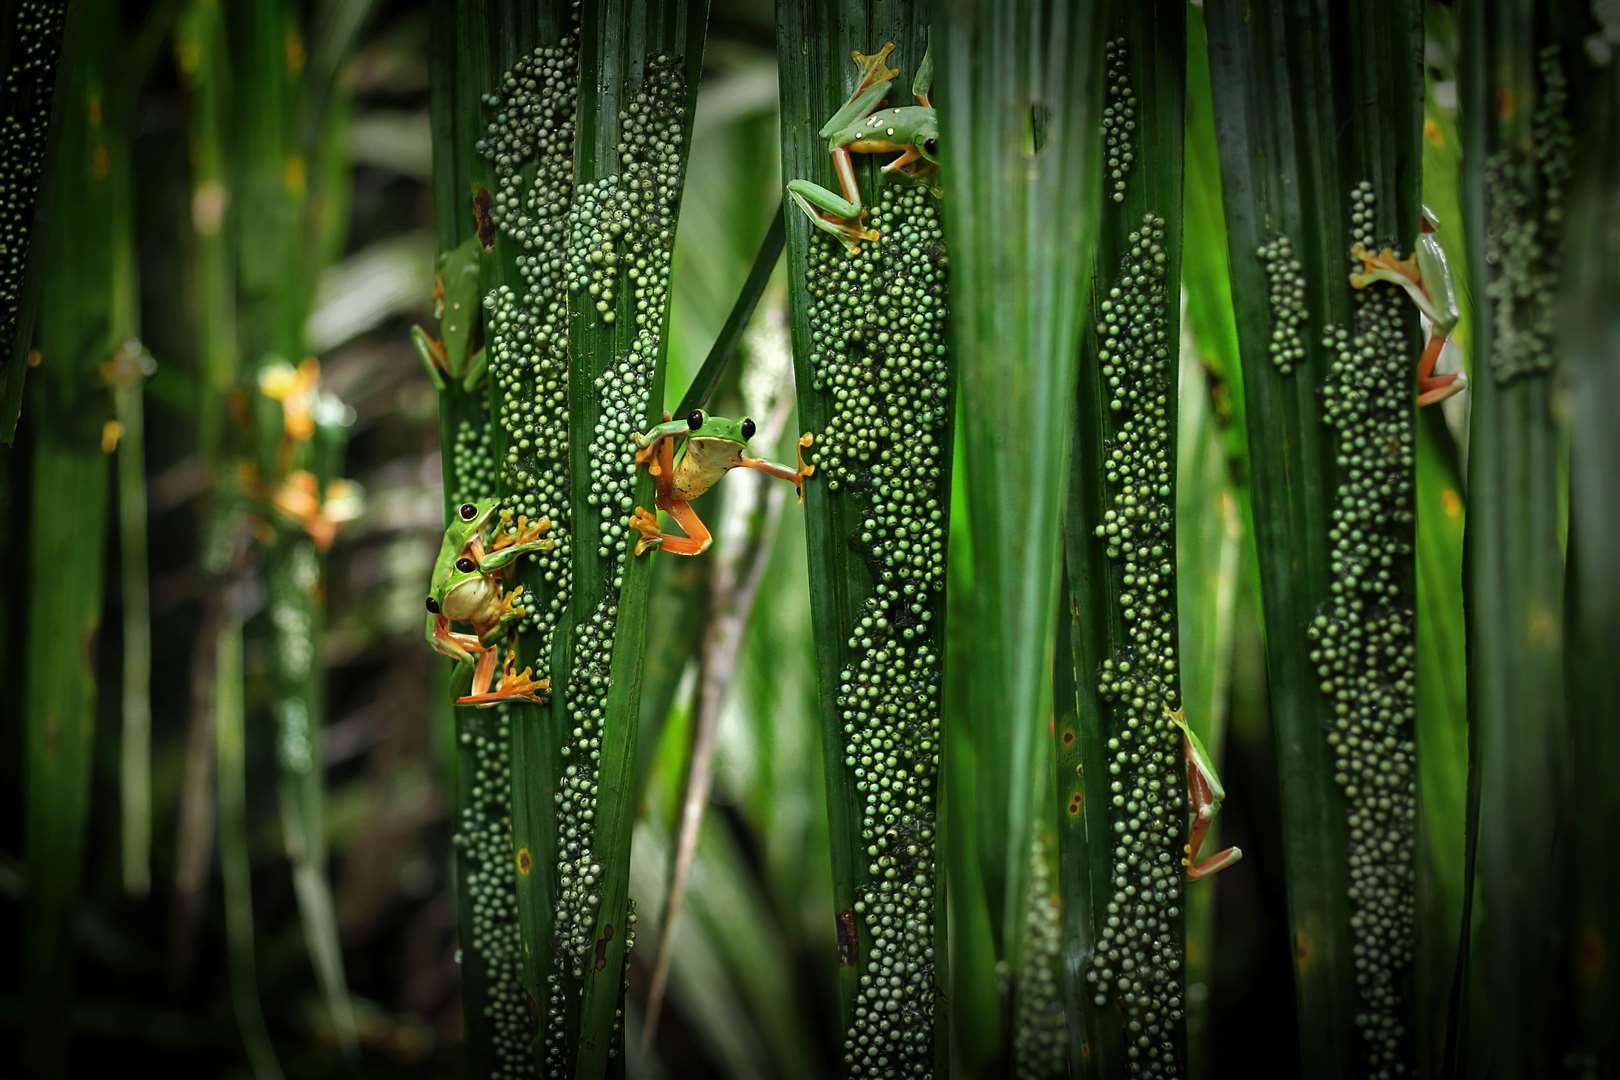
[930,0,1107,1070]
[1061,6,1188,1074]
[1206,2,1426,1075]
[1563,46,1620,1077]
[1458,4,1582,1071]
[21,1,122,1069]
[556,5,710,1074]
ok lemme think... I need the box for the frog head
[684,409,757,446]
[427,498,500,612]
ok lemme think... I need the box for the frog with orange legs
[629,409,814,557]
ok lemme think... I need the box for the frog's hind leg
[630,497,711,557]
[1184,769,1243,881]
[1417,335,1468,406]
[788,185,881,254]
[457,644,548,707]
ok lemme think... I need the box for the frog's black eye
[741,417,756,440]
[687,409,704,430]
[924,137,938,156]
[455,557,476,573]
[425,597,440,614]
[459,503,477,520]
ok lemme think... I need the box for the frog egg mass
[1085,211,1186,1080]
[1308,180,1417,1078]
[805,182,950,1078]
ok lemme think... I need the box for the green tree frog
[411,236,486,394]
[1165,705,1243,881]
[629,410,815,557]
[1349,206,1467,406]
[424,498,554,706]
[785,39,938,253]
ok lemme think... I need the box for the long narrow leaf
[21,2,120,1069]
[777,6,954,1073]
[1563,43,1620,1077]
[1206,3,1425,1075]
[552,5,709,1074]
[1061,5,1188,1075]
[1458,4,1582,1070]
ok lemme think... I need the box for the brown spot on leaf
[474,187,497,253]
[1578,927,1605,987]
[1060,728,1076,747]
[593,923,615,970]
[515,847,533,876]
[837,910,858,967]
[1295,929,1313,970]
[1067,791,1083,817]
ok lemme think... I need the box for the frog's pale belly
[673,437,744,501]
[443,577,501,631]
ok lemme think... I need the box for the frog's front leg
[411,325,450,392]
[476,585,530,648]
[739,432,818,502]
[480,519,555,573]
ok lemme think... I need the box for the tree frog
[411,236,486,394]
[1349,206,1468,406]
[1165,705,1243,881]
[785,39,939,253]
[424,497,554,706]
[628,410,815,557]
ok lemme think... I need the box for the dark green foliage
[930,0,1107,1071]
[1206,2,1424,1075]
[21,2,123,1069]
[1458,3,1585,1073]
[1563,43,1620,1077]
[1063,8,1187,1076]
[777,5,955,1073]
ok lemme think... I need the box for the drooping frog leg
[411,325,450,392]
[429,615,481,665]
[1184,765,1242,881]
[738,432,817,502]
[460,347,487,394]
[788,151,882,253]
[1416,339,1467,406]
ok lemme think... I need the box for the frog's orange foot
[630,506,664,555]
[494,513,552,550]
[795,432,818,502]
[1186,845,1243,882]
[1348,242,1419,289]
[851,42,899,93]
[499,585,528,619]
[1418,370,1468,407]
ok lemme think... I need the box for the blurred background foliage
[0,0,1609,1077]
